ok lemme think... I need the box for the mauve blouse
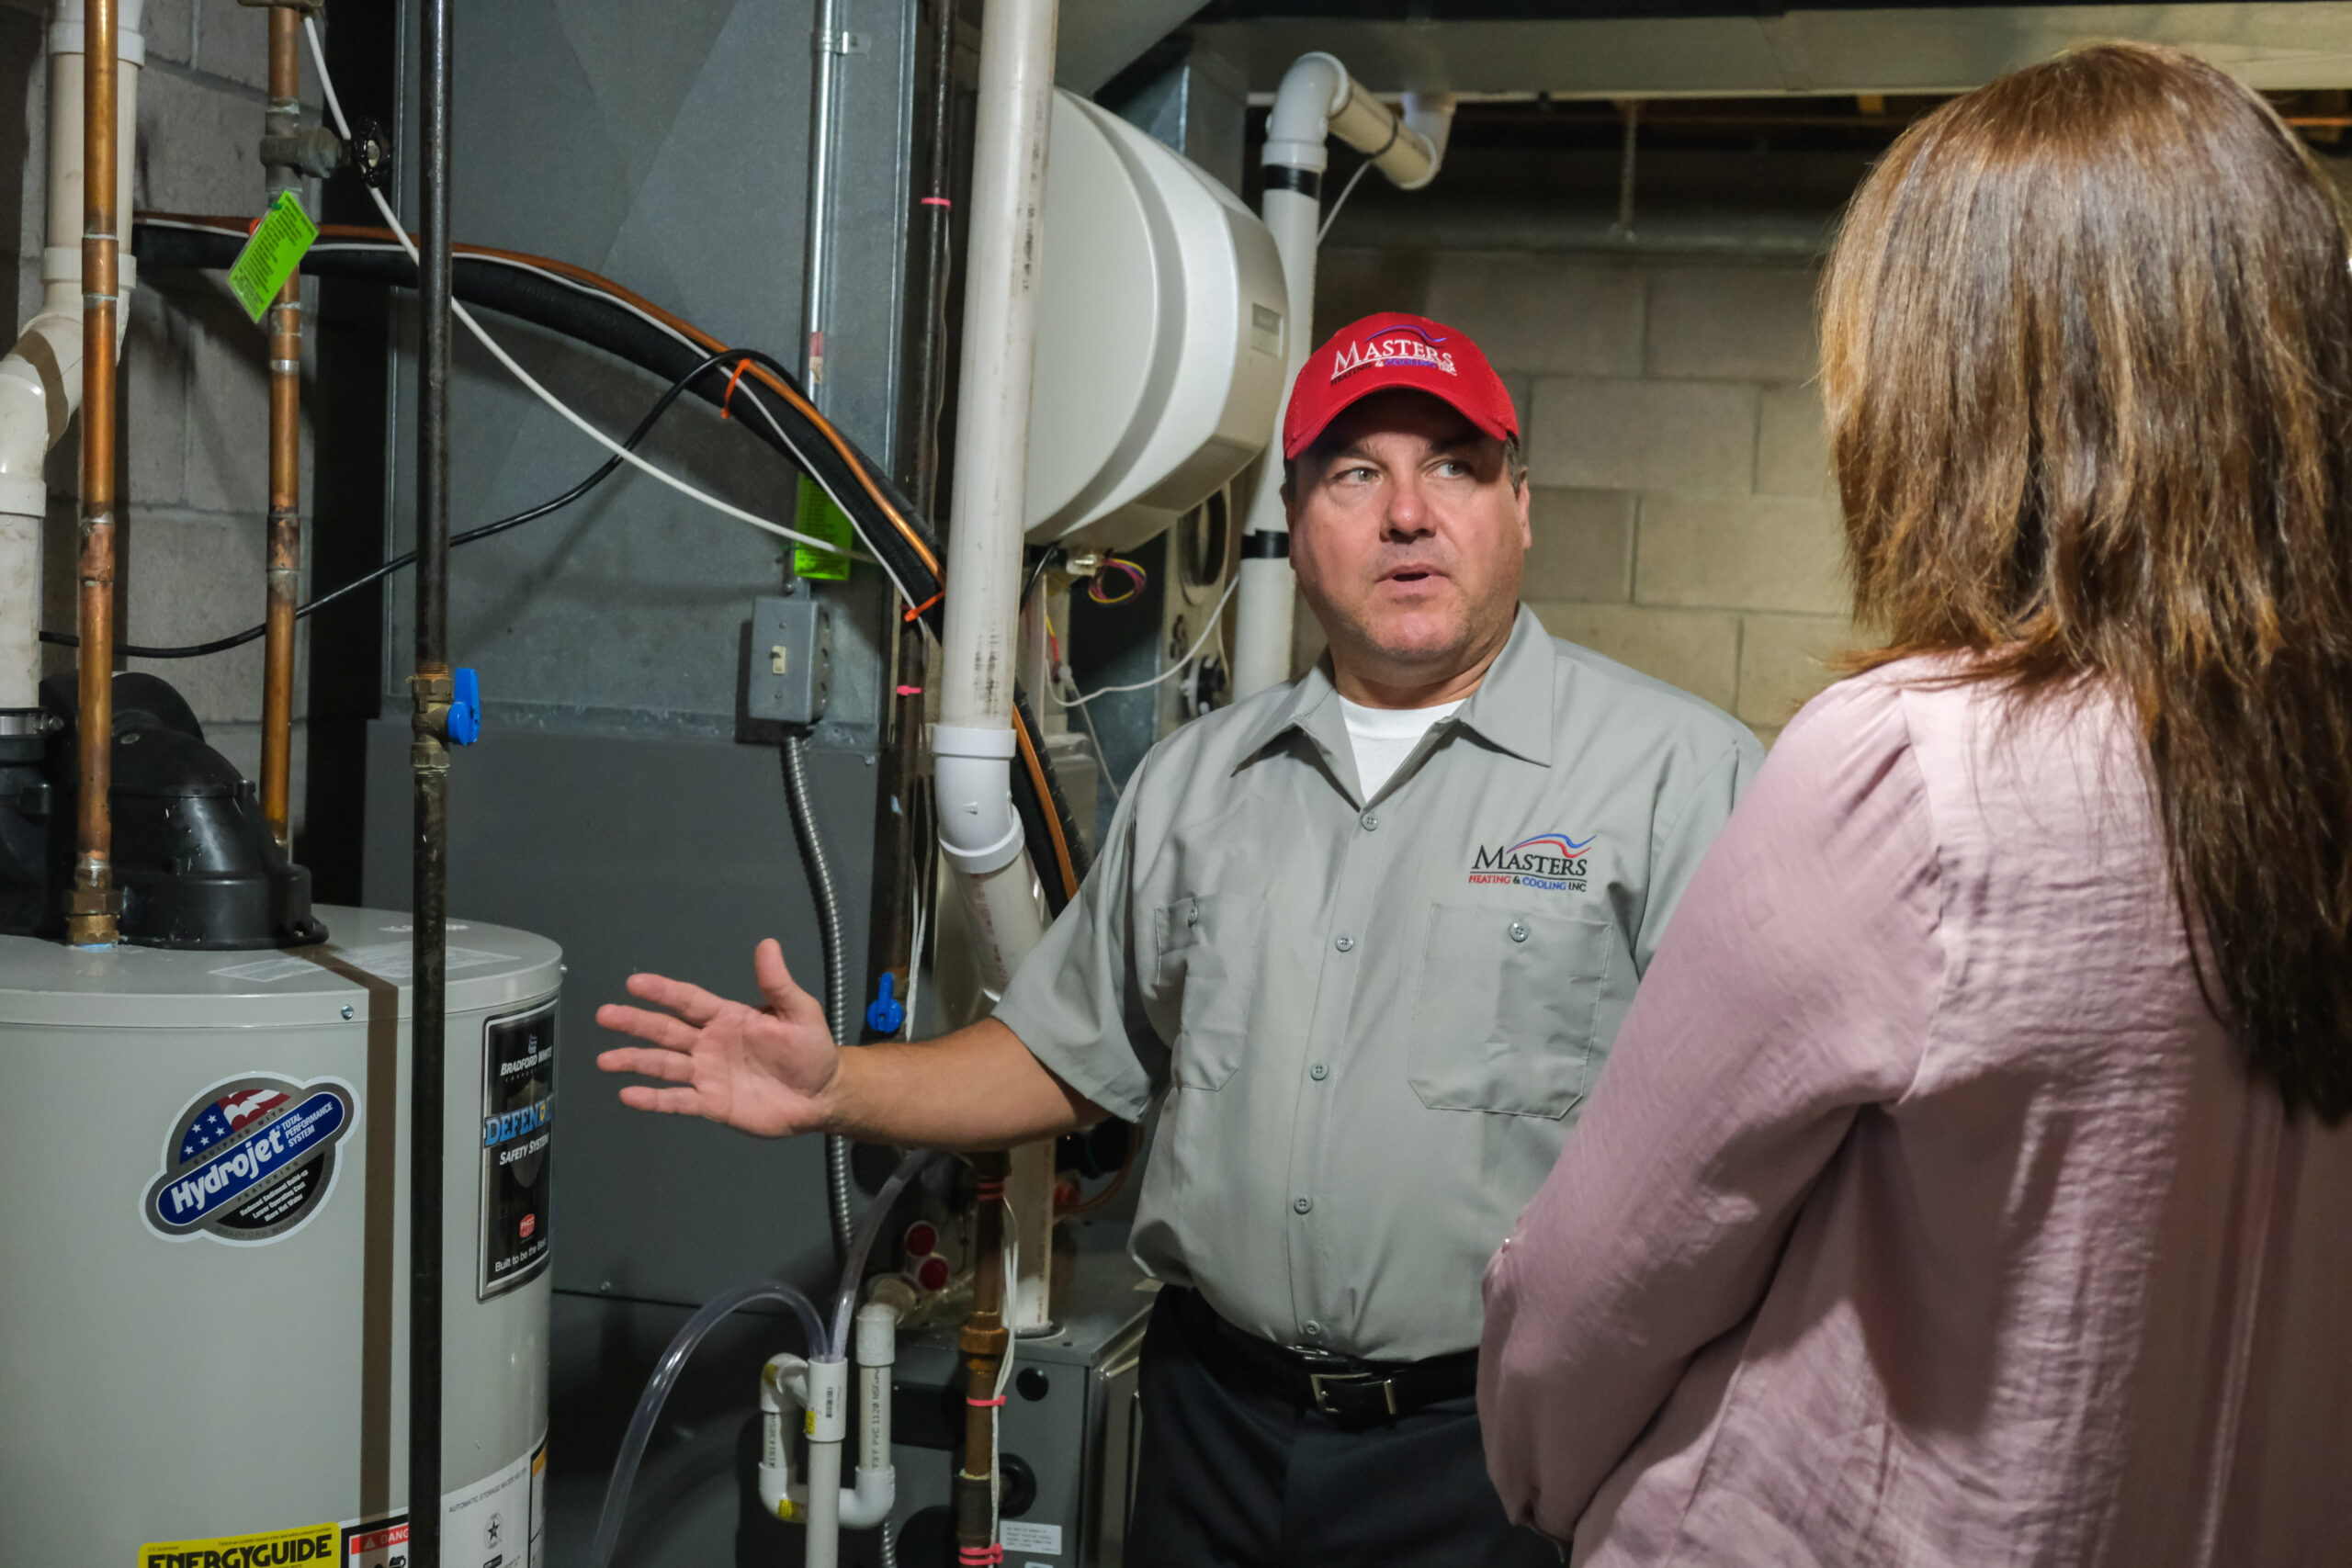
[1479,661,2352,1565]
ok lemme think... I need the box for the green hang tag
[227,191,319,322]
[792,474,855,581]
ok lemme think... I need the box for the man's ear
[1513,474,1532,550]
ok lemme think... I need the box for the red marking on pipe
[896,683,924,696]
[922,196,953,208]
[966,1395,1006,1407]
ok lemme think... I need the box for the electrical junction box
[750,592,835,726]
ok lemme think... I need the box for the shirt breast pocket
[1155,894,1262,1090]
[1408,901,1615,1118]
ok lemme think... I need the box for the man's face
[1285,389,1531,691]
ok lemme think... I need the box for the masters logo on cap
[1283,310,1518,460]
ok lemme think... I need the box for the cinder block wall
[6,0,322,819]
[1305,249,1860,745]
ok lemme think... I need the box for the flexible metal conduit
[783,732,859,1259]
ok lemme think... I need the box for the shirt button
[1309,1062,1329,1081]
[1334,935,1355,953]
[1293,1196,1313,1214]
[1509,920,1529,942]
[1361,812,1379,831]
[1302,1321,1322,1338]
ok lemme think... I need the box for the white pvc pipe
[0,0,142,708]
[759,1335,899,1541]
[933,0,1063,1345]
[936,0,1056,740]
[1231,54,1453,701]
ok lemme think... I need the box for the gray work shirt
[995,606,1762,1360]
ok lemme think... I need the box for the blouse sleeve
[1477,673,1945,1540]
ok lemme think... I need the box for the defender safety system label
[479,1003,555,1300]
[143,1077,357,1243]
[141,1521,338,1566]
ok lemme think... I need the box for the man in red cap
[598,313,1761,1563]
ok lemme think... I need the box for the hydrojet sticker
[143,1076,356,1243]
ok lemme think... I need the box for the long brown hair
[1823,44,2352,1120]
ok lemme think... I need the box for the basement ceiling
[1176,3,2352,96]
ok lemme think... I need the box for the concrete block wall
[5,0,324,822]
[1306,248,1863,745]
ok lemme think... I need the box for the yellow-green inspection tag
[228,191,319,322]
[793,474,855,581]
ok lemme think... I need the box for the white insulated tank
[0,905,560,1568]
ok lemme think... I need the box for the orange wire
[140,212,1085,908]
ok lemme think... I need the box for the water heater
[0,907,560,1568]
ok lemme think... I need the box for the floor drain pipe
[407,0,457,1561]
[1230,55,1452,700]
[934,0,1057,1559]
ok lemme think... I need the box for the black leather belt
[1177,1290,1479,1423]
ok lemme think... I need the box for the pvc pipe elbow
[933,725,1023,875]
[839,1463,896,1529]
[1262,51,1448,192]
[1263,51,1348,174]
[757,1353,895,1529]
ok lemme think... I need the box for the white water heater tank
[0,907,560,1568]
[1025,88,1289,552]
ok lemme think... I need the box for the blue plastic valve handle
[865,972,906,1035]
[447,667,482,746]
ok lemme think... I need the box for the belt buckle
[1308,1370,1398,1418]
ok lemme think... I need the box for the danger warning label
[140,1521,339,1567]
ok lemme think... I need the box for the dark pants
[1125,1288,1562,1568]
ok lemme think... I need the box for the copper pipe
[70,0,120,946]
[955,1151,1012,1556]
[262,276,300,850]
[260,6,302,851]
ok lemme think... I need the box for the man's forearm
[821,1018,1107,1150]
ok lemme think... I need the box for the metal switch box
[750,594,834,725]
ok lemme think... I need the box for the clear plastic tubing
[833,1149,936,1353]
[587,1279,831,1568]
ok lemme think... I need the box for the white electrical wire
[1049,572,1241,709]
[300,17,900,583]
[1317,158,1375,245]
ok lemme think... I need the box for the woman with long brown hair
[1478,43,2352,1563]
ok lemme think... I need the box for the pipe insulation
[1231,55,1453,700]
[0,0,141,713]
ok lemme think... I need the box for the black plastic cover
[0,672,329,949]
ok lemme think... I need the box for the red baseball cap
[1282,311,1519,460]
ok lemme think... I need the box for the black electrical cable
[1020,545,1056,613]
[129,220,1099,912]
[132,221,950,628]
[40,345,757,659]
